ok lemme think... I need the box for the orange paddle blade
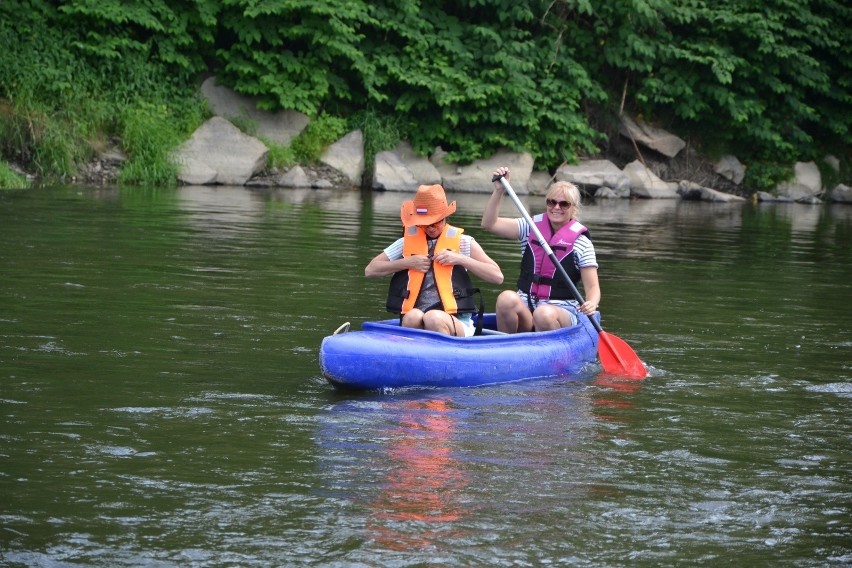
[598,331,647,379]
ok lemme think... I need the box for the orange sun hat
[400,184,457,227]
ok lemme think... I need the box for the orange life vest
[386,224,475,315]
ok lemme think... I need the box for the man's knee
[402,310,424,327]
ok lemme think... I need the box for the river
[1,184,850,566]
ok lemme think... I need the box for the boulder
[431,148,534,193]
[320,129,364,187]
[175,117,268,185]
[594,187,621,199]
[824,154,840,173]
[714,155,746,185]
[756,191,793,202]
[555,160,630,197]
[620,115,686,158]
[678,181,746,202]
[623,160,679,198]
[278,166,312,188]
[371,150,420,191]
[371,141,440,192]
[372,150,420,192]
[200,76,309,145]
[776,161,822,201]
[830,184,852,203]
[528,170,555,195]
[393,141,442,187]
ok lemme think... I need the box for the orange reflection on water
[367,398,470,550]
[592,374,643,420]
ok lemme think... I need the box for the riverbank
[3,77,848,205]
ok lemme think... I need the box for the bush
[0,161,29,189]
[349,108,412,185]
[743,162,794,195]
[117,103,183,186]
[0,1,209,185]
[290,113,348,164]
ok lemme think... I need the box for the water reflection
[317,395,473,550]
[366,398,470,550]
[316,380,613,554]
[591,375,643,422]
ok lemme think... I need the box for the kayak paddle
[492,174,647,379]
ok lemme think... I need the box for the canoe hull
[319,313,599,390]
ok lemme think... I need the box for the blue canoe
[319,312,600,390]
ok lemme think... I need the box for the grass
[0,161,29,189]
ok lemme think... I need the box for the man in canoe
[365,184,504,336]
[481,166,601,333]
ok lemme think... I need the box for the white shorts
[456,313,476,337]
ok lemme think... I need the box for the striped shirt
[383,235,475,261]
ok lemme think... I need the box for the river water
[1,184,850,567]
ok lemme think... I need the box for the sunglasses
[417,219,445,229]
[546,199,573,209]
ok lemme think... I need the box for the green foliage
[55,0,214,76]
[118,103,183,187]
[211,0,606,169]
[0,0,209,184]
[265,142,297,170]
[816,156,845,193]
[0,161,29,189]
[0,91,99,179]
[611,0,851,162]
[743,161,794,194]
[349,108,413,183]
[368,1,605,167]
[290,113,348,164]
[216,0,379,114]
[1,0,849,186]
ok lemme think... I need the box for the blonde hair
[545,181,582,217]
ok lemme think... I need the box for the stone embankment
[87,76,852,204]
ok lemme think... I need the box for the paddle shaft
[493,175,604,333]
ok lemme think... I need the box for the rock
[824,154,840,173]
[714,155,746,185]
[100,149,127,166]
[320,129,364,187]
[372,150,420,192]
[620,114,686,158]
[393,141,442,187]
[776,161,822,201]
[200,76,309,145]
[678,180,746,202]
[594,187,620,199]
[756,191,793,202]
[555,159,630,197]
[429,148,534,195]
[175,117,268,185]
[431,148,534,193]
[829,184,851,203]
[623,160,679,198]
[278,165,312,188]
[528,170,555,195]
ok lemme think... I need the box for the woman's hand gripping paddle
[493,174,647,379]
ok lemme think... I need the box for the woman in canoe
[365,183,504,337]
[481,166,600,334]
